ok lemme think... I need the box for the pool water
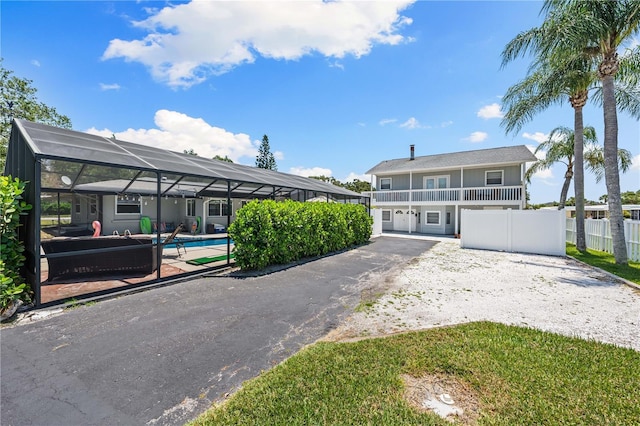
[155,238,233,249]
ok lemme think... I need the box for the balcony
[363,186,524,205]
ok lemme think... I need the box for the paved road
[1,237,436,426]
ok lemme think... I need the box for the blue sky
[2,0,638,204]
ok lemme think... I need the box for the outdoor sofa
[41,236,161,282]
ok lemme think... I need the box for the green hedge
[228,200,372,270]
[1,176,32,311]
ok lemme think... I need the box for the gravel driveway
[328,236,640,351]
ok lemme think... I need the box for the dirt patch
[402,373,480,424]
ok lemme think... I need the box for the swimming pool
[155,238,233,249]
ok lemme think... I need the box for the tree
[183,148,198,156]
[526,0,640,262]
[501,1,640,262]
[255,134,277,170]
[213,155,233,163]
[525,126,631,209]
[620,190,640,205]
[0,60,71,166]
[309,175,373,193]
[343,179,372,193]
[502,52,594,251]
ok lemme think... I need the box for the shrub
[229,200,372,270]
[1,176,32,312]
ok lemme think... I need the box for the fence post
[600,219,607,252]
[507,208,513,252]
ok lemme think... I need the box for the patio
[39,233,234,303]
[4,118,369,307]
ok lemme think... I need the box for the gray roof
[366,145,537,175]
[11,119,364,199]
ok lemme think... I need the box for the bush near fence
[228,200,372,270]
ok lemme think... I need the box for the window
[425,175,449,189]
[426,212,440,225]
[486,170,503,186]
[380,178,392,190]
[186,199,196,217]
[446,212,451,225]
[382,210,391,222]
[74,197,81,214]
[89,195,97,215]
[208,200,230,217]
[116,194,141,214]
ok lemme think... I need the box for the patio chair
[163,223,186,256]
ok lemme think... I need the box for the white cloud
[86,109,258,163]
[522,132,548,144]
[103,1,415,88]
[440,120,453,128]
[533,168,554,180]
[631,154,640,171]
[463,131,488,143]
[379,118,397,126]
[99,83,121,91]
[289,166,333,177]
[477,103,503,119]
[343,172,371,183]
[400,117,425,129]
[273,150,285,161]
[357,122,366,127]
[30,59,41,67]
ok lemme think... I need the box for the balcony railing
[363,186,523,204]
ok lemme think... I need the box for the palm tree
[539,0,640,263]
[501,54,594,251]
[502,0,640,262]
[525,126,632,209]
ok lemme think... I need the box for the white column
[408,171,413,234]
[455,205,459,236]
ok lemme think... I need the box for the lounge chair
[163,223,186,256]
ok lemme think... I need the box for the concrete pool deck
[39,233,234,303]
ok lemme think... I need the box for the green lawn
[566,243,640,285]
[190,322,640,425]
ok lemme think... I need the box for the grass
[189,322,640,425]
[566,243,640,285]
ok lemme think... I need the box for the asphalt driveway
[0,236,436,426]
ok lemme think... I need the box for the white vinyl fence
[566,218,640,262]
[461,209,566,256]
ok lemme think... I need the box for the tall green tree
[531,0,639,263]
[501,1,640,262]
[255,134,277,171]
[525,126,631,209]
[501,54,593,251]
[0,60,71,166]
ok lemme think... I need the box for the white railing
[566,218,640,262]
[462,186,522,202]
[412,188,460,202]
[363,185,523,204]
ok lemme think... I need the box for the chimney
[410,144,415,160]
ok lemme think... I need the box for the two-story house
[365,145,537,235]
